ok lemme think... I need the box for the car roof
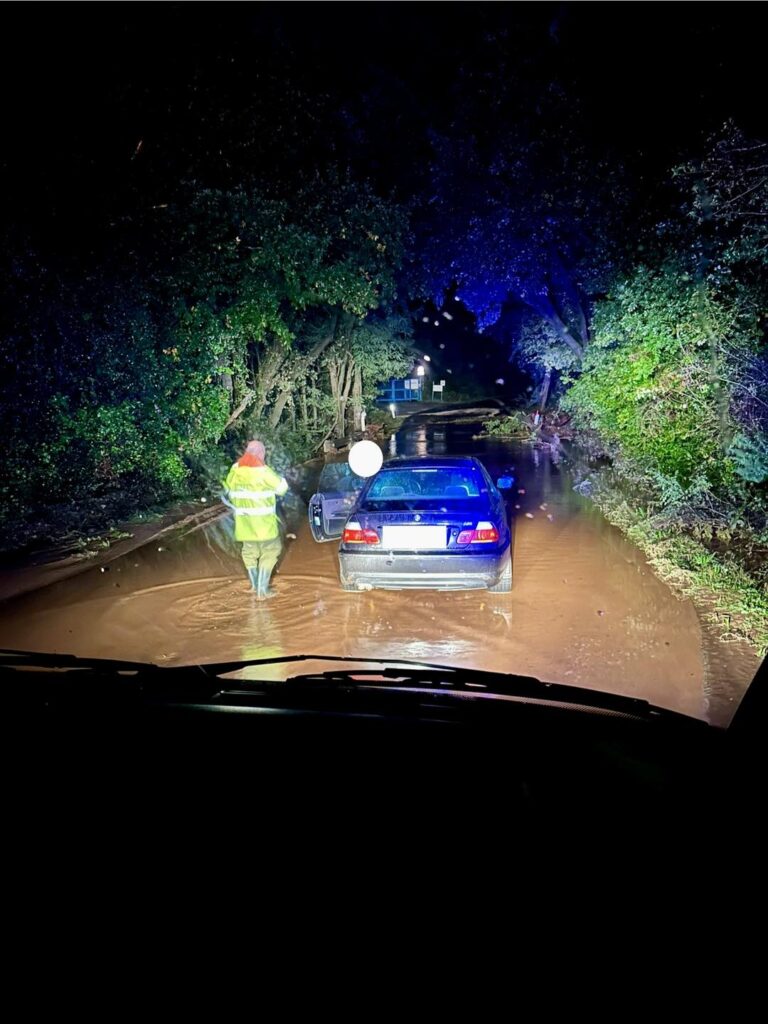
[379,456,483,471]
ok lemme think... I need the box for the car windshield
[0,4,764,732]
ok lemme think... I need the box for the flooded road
[0,414,760,723]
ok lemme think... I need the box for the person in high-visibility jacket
[223,440,289,599]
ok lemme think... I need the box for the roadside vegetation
[478,126,768,652]
[565,127,767,652]
[0,91,415,552]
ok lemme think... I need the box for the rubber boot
[257,566,278,600]
[247,567,259,592]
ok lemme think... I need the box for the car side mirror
[496,476,515,490]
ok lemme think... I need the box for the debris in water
[515,504,521,509]
[540,503,548,510]
[287,533,297,540]
[546,513,554,521]
[518,488,526,494]
[597,609,605,616]
[157,546,164,552]
[525,512,534,519]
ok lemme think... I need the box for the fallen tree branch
[224,390,255,431]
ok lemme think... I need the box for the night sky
[1,1,764,247]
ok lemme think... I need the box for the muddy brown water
[0,415,760,723]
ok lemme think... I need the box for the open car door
[308,462,365,542]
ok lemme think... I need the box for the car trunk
[356,510,480,551]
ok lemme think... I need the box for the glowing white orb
[349,440,383,478]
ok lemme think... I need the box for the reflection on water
[431,428,447,455]
[0,413,760,724]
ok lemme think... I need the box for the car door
[479,463,511,537]
[308,463,365,542]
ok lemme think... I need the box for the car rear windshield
[361,466,486,510]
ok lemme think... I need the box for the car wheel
[488,556,512,593]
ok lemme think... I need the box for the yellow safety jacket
[223,462,289,542]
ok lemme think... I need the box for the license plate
[381,525,446,549]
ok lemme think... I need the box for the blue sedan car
[337,456,512,592]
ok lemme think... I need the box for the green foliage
[560,128,768,655]
[563,261,737,488]
[518,315,581,375]
[0,166,410,543]
[481,411,532,439]
[729,432,768,483]
[348,316,414,404]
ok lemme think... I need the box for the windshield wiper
[0,648,697,723]
[273,665,692,722]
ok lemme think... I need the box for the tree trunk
[339,356,354,436]
[328,352,355,438]
[224,390,254,431]
[575,303,589,349]
[268,390,291,429]
[538,368,553,413]
[252,343,285,419]
[217,355,234,404]
[351,364,363,432]
[267,324,339,429]
[545,313,584,360]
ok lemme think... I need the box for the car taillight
[456,522,499,545]
[475,526,499,542]
[342,523,380,544]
